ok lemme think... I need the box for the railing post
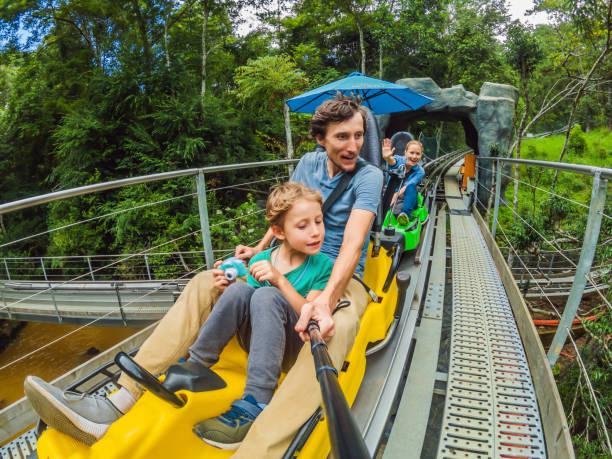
[1,289,12,319]
[547,171,608,367]
[87,256,95,281]
[473,157,479,208]
[40,258,47,281]
[144,254,152,280]
[3,259,10,280]
[195,170,214,270]
[41,258,62,323]
[492,158,502,238]
[114,283,128,326]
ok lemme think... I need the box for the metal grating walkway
[437,170,546,459]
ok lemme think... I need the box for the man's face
[316,112,365,174]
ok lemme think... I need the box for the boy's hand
[295,297,335,342]
[382,138,395,160]
[212,268,230,291]
[249,260,282,286]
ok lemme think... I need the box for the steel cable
[477,178,609,304]
[476,193,611,453]
[0,236,263,371]
[0,175,285,250]
[476,163,612,220]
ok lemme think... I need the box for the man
[24,94,383,457]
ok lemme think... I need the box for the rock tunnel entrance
[379,78,518,209]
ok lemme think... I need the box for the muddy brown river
[0,321,142,408]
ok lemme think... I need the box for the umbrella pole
[283,103,294,175]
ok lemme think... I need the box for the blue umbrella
[286,72,434,114]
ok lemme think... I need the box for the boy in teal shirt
[187,182,333,450]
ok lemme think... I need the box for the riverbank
[0,320,142,408]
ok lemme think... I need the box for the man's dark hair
[309,93,367,139]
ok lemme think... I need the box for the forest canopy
[0,0,610,259]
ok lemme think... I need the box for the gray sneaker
[24,376,123,446]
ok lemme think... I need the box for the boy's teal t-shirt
[246,248,333,297]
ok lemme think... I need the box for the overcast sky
[237,0,551,36]
[506,0,550,26]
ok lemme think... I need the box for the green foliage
[557,309,612,458]
[233,54,307,109]
[208,193,268,252]
[568,124,587,156]
[0,2,610,453]
[505,21,544,78]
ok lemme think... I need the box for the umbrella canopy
[286,72,434,114]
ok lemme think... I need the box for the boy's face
[272,198,325,256]
[405,144,422,167]
[316,112,364,174]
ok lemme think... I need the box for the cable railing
[472,167,611,444]
[474,156,611,369]
[1,251,206,282]
[0,233,267,374]
[493,215,612,456]
[0,160,296,358]
[0,160,295,370]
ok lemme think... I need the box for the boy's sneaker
[193,394,263,450]
[24,376,123,446]
[396,212,410,226]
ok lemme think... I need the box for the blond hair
[266,182,323,228]
[405,140,424,154]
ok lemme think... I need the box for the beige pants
[118,271,368,458]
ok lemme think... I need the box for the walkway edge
[474,209,574,459]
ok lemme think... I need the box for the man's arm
[233,154,309,261]
[234,227,275,261]
[295,208,375,340]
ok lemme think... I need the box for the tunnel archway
[379,78,518,209]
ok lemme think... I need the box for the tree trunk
[513,58,531,220]
[379,41,383,78]
[608,87,612,130]
[357,20,365,74]
[164,17,170,69]
[284,103,294,176]
[277,0,282,47]
[552,21,611,190]
[201,1,210,100]
[131,0,152,63]
[513,106,528,221]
